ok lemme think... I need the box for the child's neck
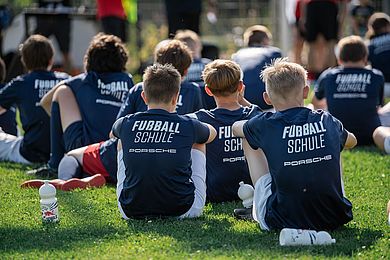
[341,60,366,68]
[273,99,304,112]
[215,94,241,110]
[147,103,176,113]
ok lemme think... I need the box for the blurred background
[1,0,389,80]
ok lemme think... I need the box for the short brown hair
[243,25,272,47]
[143,63,181,104]
[202,59,242,97]
[367,12,390,38]
[174,30,202,58]
[84,33,128,73]
[338,36,367,62]
[154,40,192,76]
[261,58,307,101]
[20,34,54,71]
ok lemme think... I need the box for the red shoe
[21,179,65,189]
[60,174,106,191]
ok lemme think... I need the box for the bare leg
[52,85,82,131]
[373,126,390,154]
[293,26,305,65]
[61,52,73,74]
[242,139,269,185]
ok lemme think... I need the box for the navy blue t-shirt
[243,107,353,230]
[117,81,203,118]
[315,67,384,145]
[368,33,390,82]
[0,83,17,135]
[0,70,69,162]
[191,105,262,202]
[232,46,282,109]
[113,109,210,218]
[65,71,133,144]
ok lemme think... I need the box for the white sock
[58,155,80,180]
[384,136,390,154]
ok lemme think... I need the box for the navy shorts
[63,121,85,152]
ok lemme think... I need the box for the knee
[52,85,73,103]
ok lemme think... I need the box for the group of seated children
[0,18,389,231]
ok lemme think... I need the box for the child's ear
[237,81,244,92]
[173,91,180,105]
[303,85,310,99]
[48,58,54,70]
[205,84,214,97]
[263,92,272,105]
[183,69,188,77]
[141,91,148,104]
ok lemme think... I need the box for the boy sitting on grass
[22,39,206,191]
[233,58,357,230]
[28,33,133,177]
[0,35,69,164]
[113,63,216,219]
[189,59,262,202]
[312,35,390,150]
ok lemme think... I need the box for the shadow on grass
[123,216,382,257]
[0,193,383,258]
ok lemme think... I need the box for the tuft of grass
[0,147,389,259]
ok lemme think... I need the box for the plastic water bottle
[279,228,336,246]
[39,181,59,223]
[237,181,254,208]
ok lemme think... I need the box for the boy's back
[65,71,133,144]
[232,46,281,109]
[113,109,210,218]
[0,70,69,162]
[193,106,261,202]
[244,107,353,230]
[315,66,384,145]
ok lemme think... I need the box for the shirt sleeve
[112,117,125,139]
[314,73,326,100]
[0,81,19,109]
[243,116,262,150]
[191,118,210,144]
[332,116,348,151]
[116,84,140,119]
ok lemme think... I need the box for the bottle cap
[39,181,56,198]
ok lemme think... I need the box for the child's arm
[344,131,357,149]
[40,82,64,116]
[311,95,327,110]
[232,120,248,138]
[203,123,216,144]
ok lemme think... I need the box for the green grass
[0,147,389,259]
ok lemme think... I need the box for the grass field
[0,147,389,259]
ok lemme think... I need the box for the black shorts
[35,14,71,53]
[63,120,85,152]
[305,1,338,42]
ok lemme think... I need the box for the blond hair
[202,59,242,97]
[243,25,272,46]
[261,58,307,101]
